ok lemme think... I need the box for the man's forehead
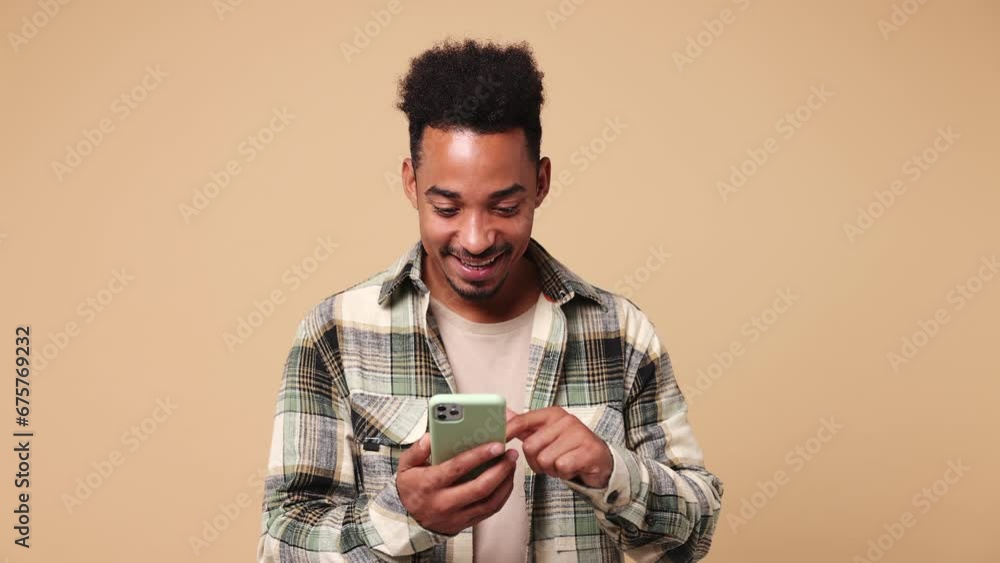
[420,126,529,162]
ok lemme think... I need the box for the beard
[442,266,511,301]
[437,243,513,302]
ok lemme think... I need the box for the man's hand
[506,406,613,489]
[396,433,518,536]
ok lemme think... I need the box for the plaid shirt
[258,238,724,562]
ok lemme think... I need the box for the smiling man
[258,38,724,562]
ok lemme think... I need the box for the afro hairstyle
[396,38,545,170]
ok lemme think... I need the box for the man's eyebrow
[424,184,526,201]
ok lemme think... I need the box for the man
[258,38,723,562]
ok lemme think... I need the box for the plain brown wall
[2,0,998,561]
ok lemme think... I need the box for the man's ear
[534,156,552,208]
[402,157,418,210]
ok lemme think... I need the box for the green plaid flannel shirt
[258,238,724,562]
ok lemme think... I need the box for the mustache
[443,245,510,261]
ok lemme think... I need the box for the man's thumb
[399,433,431,471]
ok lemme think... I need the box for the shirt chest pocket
[347,391,429,495]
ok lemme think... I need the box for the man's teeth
[460,254,500,268]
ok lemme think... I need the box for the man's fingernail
[490,443,503,456]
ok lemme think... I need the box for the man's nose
[458,212,496,255]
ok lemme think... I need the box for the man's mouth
[451,251,506,281]
[456,253,503,270]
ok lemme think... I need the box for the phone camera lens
[437,413,446,420]
[436,405,446,411]
[449,409,459,415]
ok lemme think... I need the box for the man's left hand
[506,406,613,488]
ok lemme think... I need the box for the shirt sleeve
[562,304,725,562]
[256,308,454,561]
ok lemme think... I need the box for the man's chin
[444,271,507,302]
[446,279,501,302]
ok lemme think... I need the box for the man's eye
[432,206,519,217]
[432,207,458,217]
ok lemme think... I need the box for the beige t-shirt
[427,294,537,563]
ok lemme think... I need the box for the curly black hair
[396,38,545,170]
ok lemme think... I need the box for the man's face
[402,126,550,307]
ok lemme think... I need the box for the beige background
[1,0,998,561]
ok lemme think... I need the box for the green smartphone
[428,393,507,482]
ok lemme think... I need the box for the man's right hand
[396,433,518,536]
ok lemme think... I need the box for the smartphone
[429,393,507,482]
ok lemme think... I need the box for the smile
[457,253,502,269]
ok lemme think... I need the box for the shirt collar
[377,237,607,312]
